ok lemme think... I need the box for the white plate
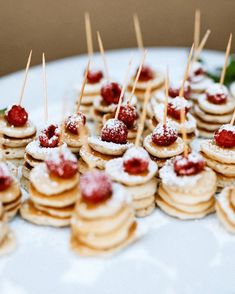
[0,48,235,294]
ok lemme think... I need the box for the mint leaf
[0,108,7,115]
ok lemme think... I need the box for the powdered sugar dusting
[169,97,191,110]
[174,152,205,166]
[0,162,12,179]
[46,145,77,164]
[217,124,235,133]
[206,83,229,96]
[123,147,150,162]
[152,121,178,137]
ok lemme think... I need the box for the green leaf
[0,108,7,115]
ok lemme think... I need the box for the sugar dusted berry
[214,124,235,148]
[5,105,28,127]
[206,83,228,105]
[101,118,128,144]
[39,124,60,148]
[168,81,190,100]
[101,82,122,105]
[174,152,205,176]
[167,97,191,121]
[117,104,138,129]
[87,69,103,84]
[0,162,12,191]
[123,147,149,174]
[80,171,112,204]
[65,112,86,135]
[152,122,178,146]
[136,65,154,82]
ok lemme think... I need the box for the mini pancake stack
[201,124,235,189]
[79,118,132,174]
[0,106,36,166]
[106,146,158,217]
[70,170,137,256]
[0,201,16,256]
[20,147,80,227]
[156,153,216,220]
[0,161,22,220]
[216,186,235,233]
[194,84,235,138]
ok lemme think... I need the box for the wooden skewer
[135,84,152,147]
[97,31,110,82]
[128,49,147,104]
[77,59,91,110]
[220,34,232,85]
[179,43,194,97]
[133,13,144,51]
[19,50,32,106]
[115,59,133,119]
[163,66,169,126]
[193,29,211,62]
[180,105,188,157]
[42,53,48,124]
[194,9,200,51]
[85,12,93,59]
[230,109,235,125]
[0,133,3,161]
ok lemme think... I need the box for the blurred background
[0,0,234,76]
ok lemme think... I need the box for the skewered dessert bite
[20,146,79,227]
[70,170,137,256]
[201,123,235,189]
[156,152,216,219]
[216,186,235,233]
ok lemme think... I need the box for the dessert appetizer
[20,146,79,227]
[70,170,137,256]
[216,186,235,233]
[106,88,158,217]
[0,51,36,166]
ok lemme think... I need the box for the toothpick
[133,13,144,51]
[85,12,93,59]
[0,133,3,161]
[193,29,211,62]
[77,59,90,110]
[220,34,232,85]
[179,43,194,97]
[115,59,133,119]
[97,31,110,82]
[19,50,32,106]
[194,9,200,51]
[135,84,152,147]
[128,49,147,104]
[42,53,48,124]
[163,66,169,125]
[230,108,235,125]
[180,105,188,157]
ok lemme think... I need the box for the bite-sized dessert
[201,124,235,189]
[216,186,235,233]
[156,152,216,219]
[0,105,36,166]
[144,121,185,167]
[62,111,89,155]
[0,201,16,255]
[0,161,22,220]
[194,83,235,138]
[128,65,165,101]
[79,118,132,174]
[106,146,158,217]
[21,124,63,191]
[20,146,79,227]
[70,170,137,256]
[150,97,197,142]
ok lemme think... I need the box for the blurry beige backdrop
[0,0,234,76]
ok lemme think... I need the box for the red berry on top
[136,65,154,82]
[0,162,12,191]
[167,97,191,121]
[39,124,60,148]
[123,147,149,174]
[87,70,103,84]
[174,152,205,176]
[117,104,138,129]
[65,112,86,135]
[101,118,128,144]
[80,171,112,204]
[46,147,78,179]
[5,105,28,127]
[206,84,228,105]
[214,124,235,148]
[101,82,122,105]
[168,81,191,100]
[152,122,178,146]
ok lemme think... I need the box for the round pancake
[216,202,235,233]
[2,134,35,148]
[0,119,36,138]
[133,195,155,210]
[194,104,233,123]
[2,146,25,159]
[198,94,235,115]
[135,203,155,217]
[125,177,158,200]
[34,203,74,218]
[1,177,21,203]
[195,115,222,131]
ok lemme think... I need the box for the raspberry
[0,163,12,191]
[207,93,227,105]
[39,124,60,148]
[123,147,149,174]
[152,122,178,146]
[80,171,112,204]
[174,153,205,176]
[136,65,154,82]
[117,104,138,128]
[214,125,235,148]
[65,112,86,135]
[168,83,191,100]
[5,105,28,127]
[101,119,128,144]
[101,82,122,105]
[87,70,103,84]
[167,97,190,121]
